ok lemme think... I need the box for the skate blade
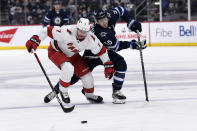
[62,103,75,113]
[87,99,104,104]
[112,99,125,104]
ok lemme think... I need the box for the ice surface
[0,47,197,131]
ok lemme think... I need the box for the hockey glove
[26,35,40,53]
[131,39,147,50]
[127,20,142,33]
[104,61,114,80]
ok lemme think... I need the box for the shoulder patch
[90,34,95,41]
[67,29,72,35]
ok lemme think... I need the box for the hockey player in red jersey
[26,18,114,103]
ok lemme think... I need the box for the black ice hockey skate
[81,89,103,103]
[112,90,126,104]
[60,91,71,103]
[44,90,57,103]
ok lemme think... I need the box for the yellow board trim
[150,43,197,46]
[0,45,49,50]
[0,43,197,50]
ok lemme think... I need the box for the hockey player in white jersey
[26,18,114,103]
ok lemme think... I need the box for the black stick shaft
[34,53,53,89]
[136,31,149,102]
[33,51,74,112]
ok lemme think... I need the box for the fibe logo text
[179,25,197,36]
[156,28,172,37]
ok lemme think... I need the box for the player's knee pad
[81,72,94,89]
[60,62,74,83]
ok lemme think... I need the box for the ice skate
[59,91,70,103]
[112,90,126,104]
[44,90,57,103]
[57,84,70,104]
[81,89,103,103]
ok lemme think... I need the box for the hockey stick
[136,30,149,102]
[32,50,75,112]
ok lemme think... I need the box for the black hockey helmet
[94,9,107,20]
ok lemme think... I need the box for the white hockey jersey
[37,25,110,63]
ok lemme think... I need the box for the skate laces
[48,91,56,99]
[87,94,98,100]
[114,90,123,96]
[62,91,69,98]
[91,95,98,99]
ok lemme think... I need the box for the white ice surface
[0,47,197,131]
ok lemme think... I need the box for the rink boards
[0,21,197,50]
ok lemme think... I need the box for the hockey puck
[81,121,87,124]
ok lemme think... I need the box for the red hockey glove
[26,35,40,53]
[104,61,114,80]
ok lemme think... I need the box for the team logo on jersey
[53,16,61,25]
[0,28,17,43]
[67,43,79,53]
[100,32,107,37]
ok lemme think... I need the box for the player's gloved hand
[131,39,147,50]
[104,61,114,80]
[128,20,142,33]
[26,35,40,53]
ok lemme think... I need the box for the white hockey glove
[130,39,147,50]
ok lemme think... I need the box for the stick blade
[61,104,75,113]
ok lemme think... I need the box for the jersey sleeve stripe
[54,40,60,51]
[43,19,50,23]
[50,40,60,51]
[44,16,51,21]
[47,26,54,39]
[114,7,125,16]
[50,42,58,52]
[114,7,121,16]
[90,34,96,41]
[128,19,135,29]
[107,40,119,50]
[96,45,106,56]
[120,7,125,16]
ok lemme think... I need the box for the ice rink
[0,47,197,131]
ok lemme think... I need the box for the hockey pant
[53,49,127,92]
[48,45,95,94]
